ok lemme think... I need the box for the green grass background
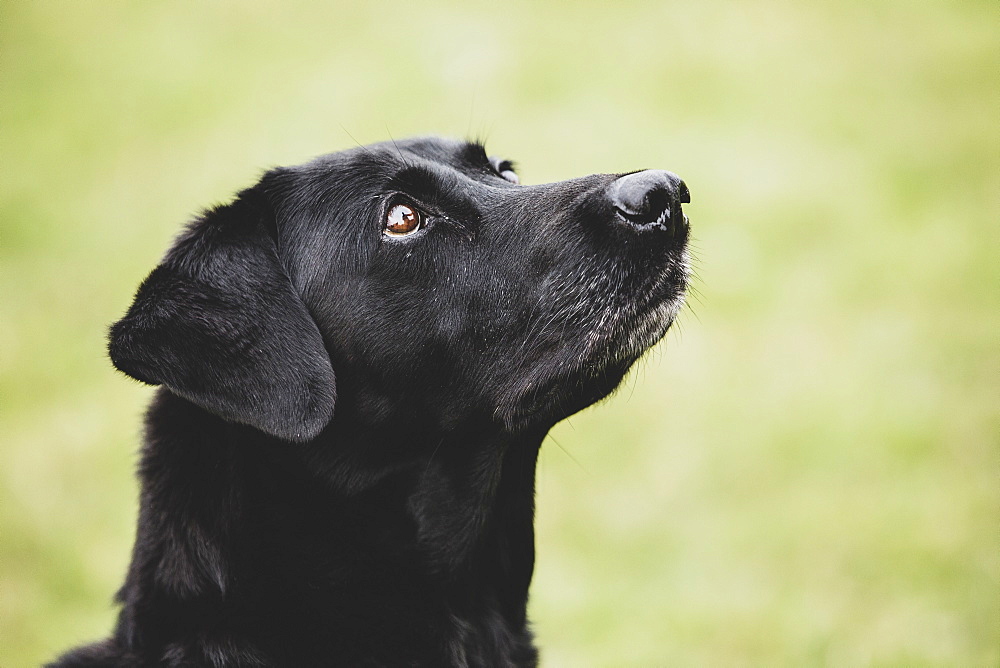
[2,1,997,665]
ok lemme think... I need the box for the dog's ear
[108,182,336,442]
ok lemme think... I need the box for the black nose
[609,170,690,232]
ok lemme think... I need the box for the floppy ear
[108,183,336,442]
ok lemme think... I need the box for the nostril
[610,170,689,228]
[612,172,667,222]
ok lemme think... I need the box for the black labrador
[51,137,690,667]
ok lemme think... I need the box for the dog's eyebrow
[460,141,517,179]
[390,165,482,227]
[458,141,491,168]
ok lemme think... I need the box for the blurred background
[2,1,997,665]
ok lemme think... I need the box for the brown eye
[384,203,424,237]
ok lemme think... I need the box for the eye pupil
[385,203,422,236]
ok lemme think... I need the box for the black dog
[51,137,690,667]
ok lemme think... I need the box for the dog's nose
[609,170,690,233]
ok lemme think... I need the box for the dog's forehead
[387,136,490,166]
[308,136,494,175]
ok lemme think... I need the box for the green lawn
[2,1,997,665]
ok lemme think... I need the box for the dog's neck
[298,413,544,648]
[132,389,545,652]
[297,399,547,580]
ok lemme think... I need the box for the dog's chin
[613,284,687,365]
[588,256,690,370]
[501,281,688,434]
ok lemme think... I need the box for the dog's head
[109,137,690,441]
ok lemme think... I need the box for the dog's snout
[609,170,690,233]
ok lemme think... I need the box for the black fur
[51,137,690,667]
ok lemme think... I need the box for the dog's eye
[384,203,424,237]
